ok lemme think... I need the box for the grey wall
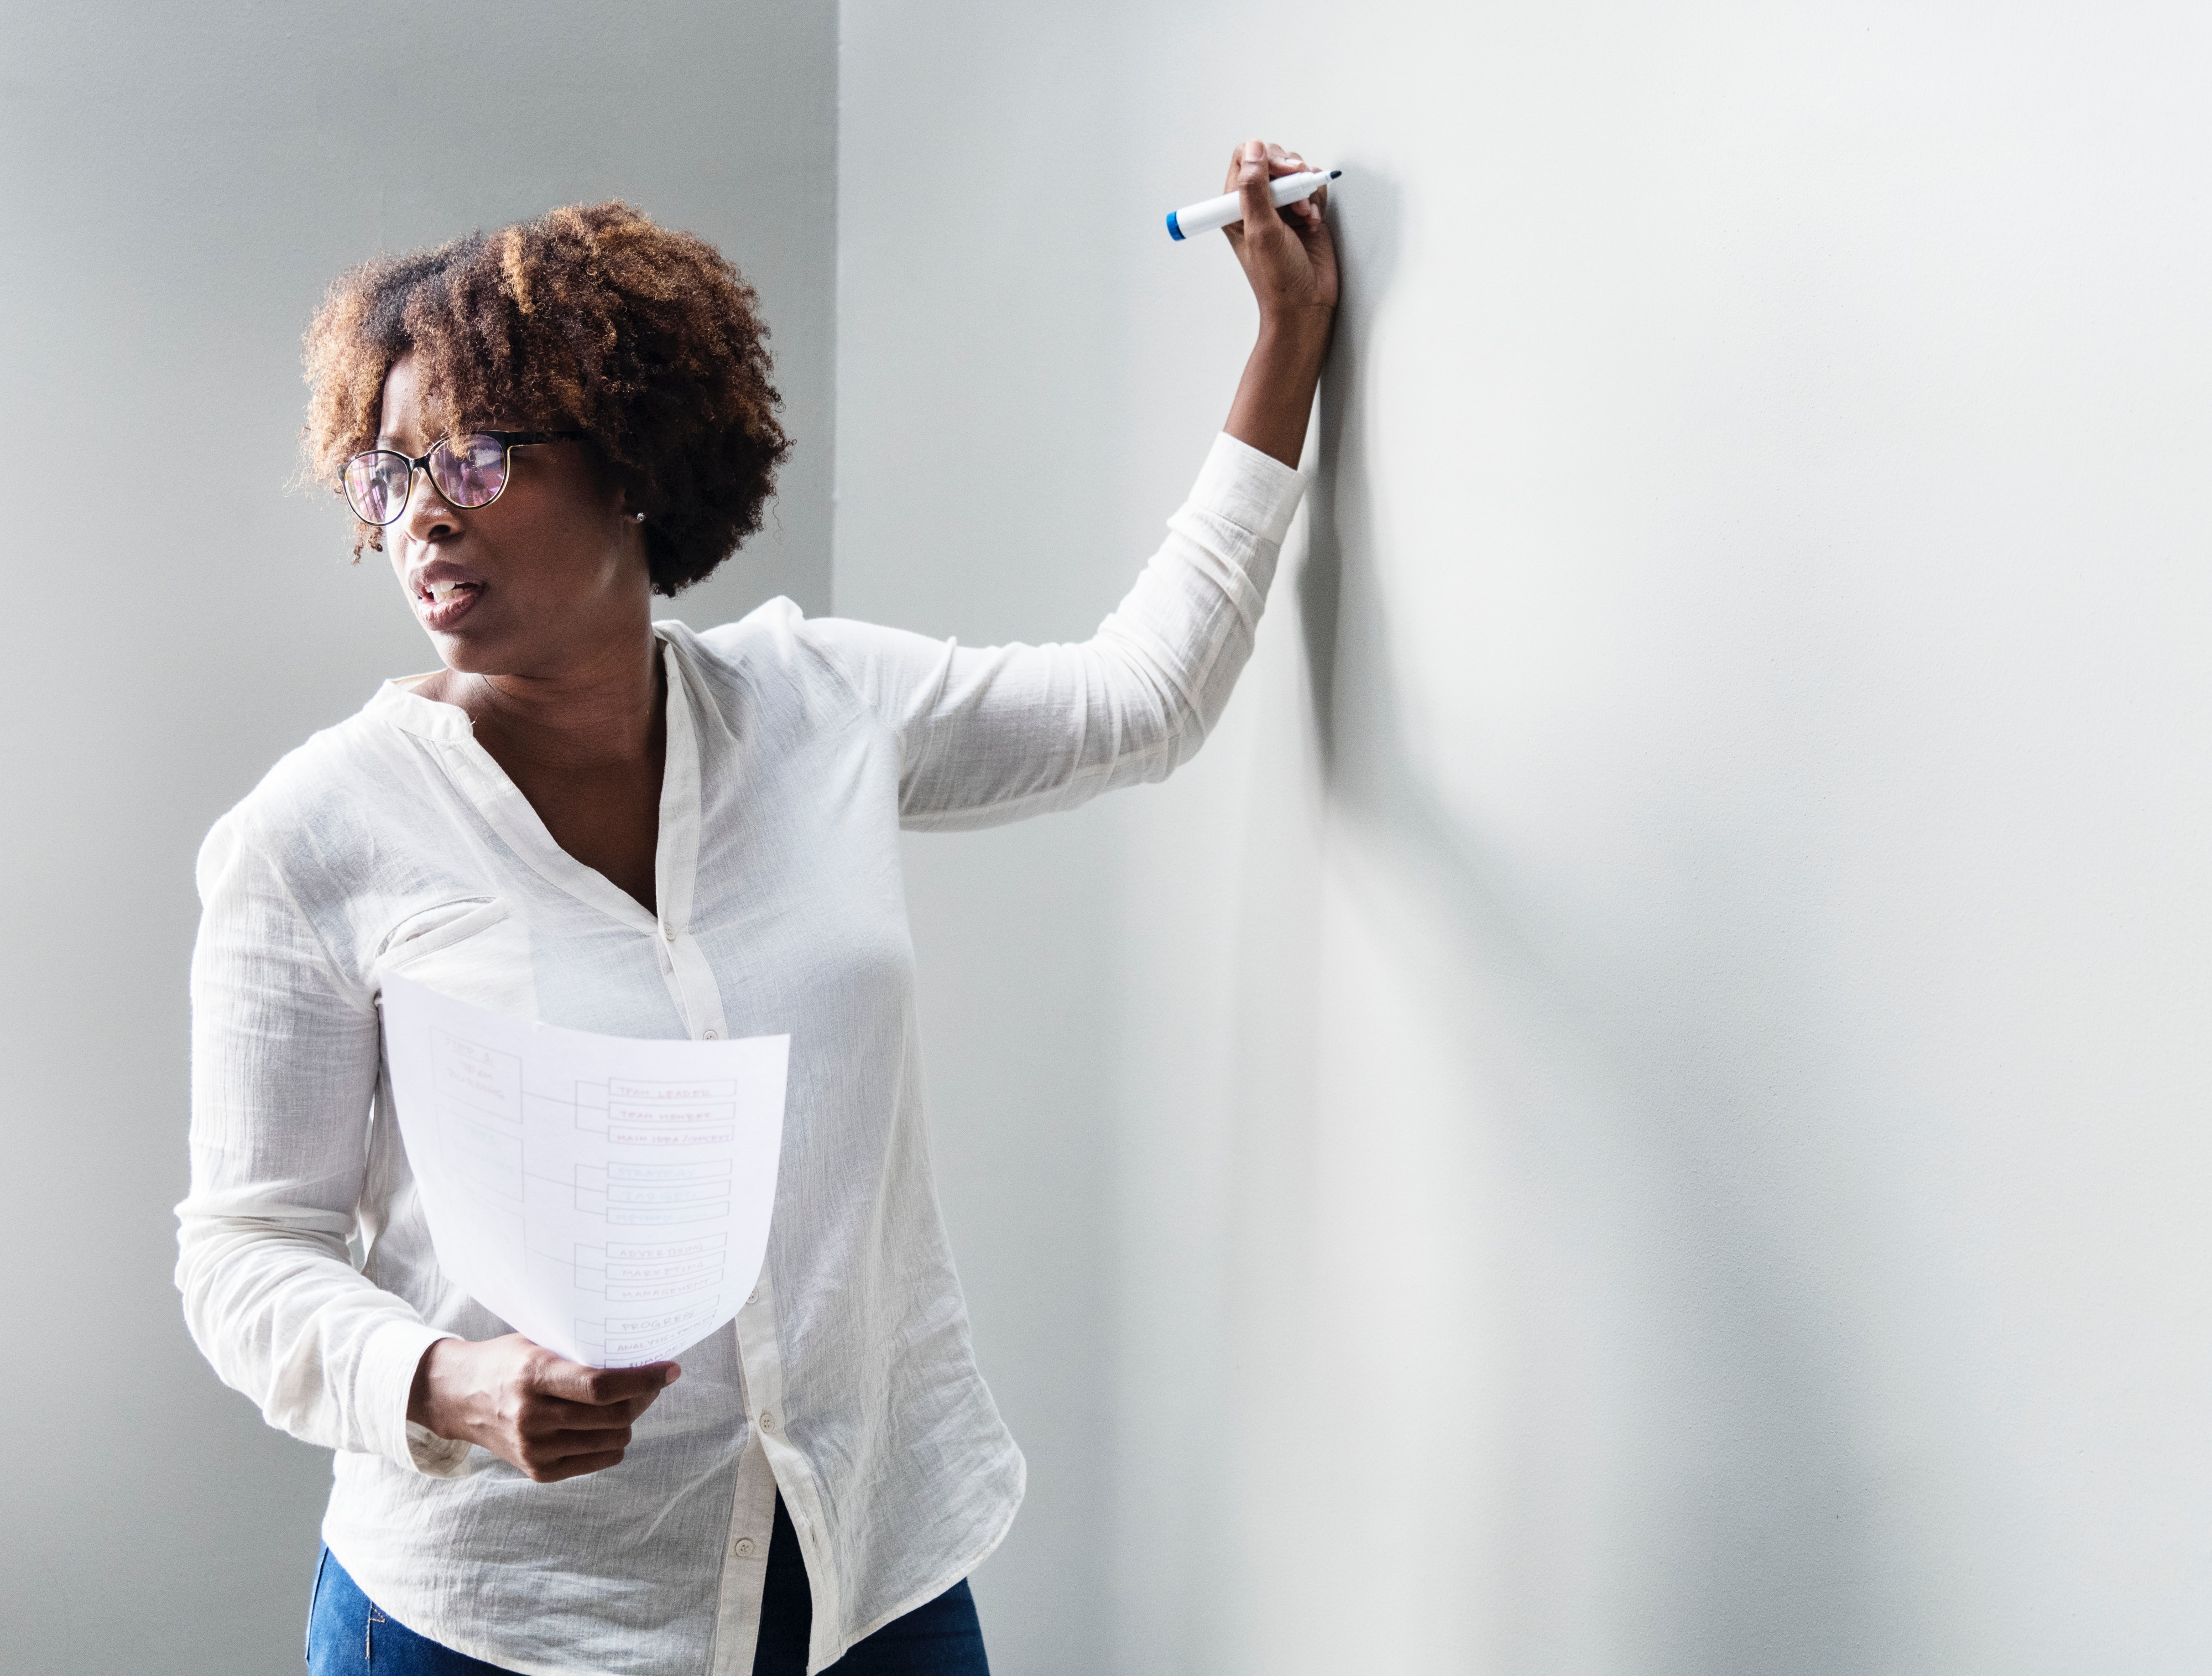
[839,3,2212,1674]
[0,5,834,1670]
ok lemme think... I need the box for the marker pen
[1166,169,1340,242]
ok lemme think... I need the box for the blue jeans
[307,1496,989,1674]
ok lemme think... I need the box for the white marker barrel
[1166,169,1338,242]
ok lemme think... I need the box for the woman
[179,139,1335,1675]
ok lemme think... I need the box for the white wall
[839,4,2212,1673]
[0,6,834,1670]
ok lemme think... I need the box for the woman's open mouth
[415,577,484,631]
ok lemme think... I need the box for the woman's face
[377,350,649,678]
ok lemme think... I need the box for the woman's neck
[423,627,667,771]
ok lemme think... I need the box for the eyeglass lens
[430,434,508,508]
[342,434,512,524]
[343,452,412,524]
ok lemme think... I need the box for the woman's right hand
[408,1334,680,1482]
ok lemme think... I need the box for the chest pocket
[372,897,538,1018]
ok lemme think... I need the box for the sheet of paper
[380,973,789,1368]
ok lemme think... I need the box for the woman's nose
[398,465,459,542]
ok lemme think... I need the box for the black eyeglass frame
[341,430,587,525]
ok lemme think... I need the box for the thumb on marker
[1235,142,1277,235]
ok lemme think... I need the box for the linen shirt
[177,433,1303,1676]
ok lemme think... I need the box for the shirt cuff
[1186,431,1306,549]
[361,1320,472,1477]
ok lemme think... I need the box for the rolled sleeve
[363,1320,472,1477]
[800,432,1307,830]
[1180,430,1306,551]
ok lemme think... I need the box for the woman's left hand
[1222,139,1339,324]
[1218,139,1338,467]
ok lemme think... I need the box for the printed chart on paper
[382,973,789,1368]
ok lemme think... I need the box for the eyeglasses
[341,430,585,525]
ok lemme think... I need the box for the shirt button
[662,925,676,941]
[732,1537,757,1559]
[758,1410,774,1432]
[703,1029,719,1040]
[746,1288,760,1306]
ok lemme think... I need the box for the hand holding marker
[1167,167,1340,241]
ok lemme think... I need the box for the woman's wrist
[1227,311,1335,467]
[408,1336,468,1438]
[1255,304,1335,354]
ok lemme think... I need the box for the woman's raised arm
[757,137,1334,830]
[1221,137,1339,468]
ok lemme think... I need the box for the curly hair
[300,201,790,595]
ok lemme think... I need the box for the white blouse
[176,433,1304,1676]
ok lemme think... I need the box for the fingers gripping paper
[380,974,790,1368]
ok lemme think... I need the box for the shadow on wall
[1290,166,1889,1674]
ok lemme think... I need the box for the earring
[632,511,646,523]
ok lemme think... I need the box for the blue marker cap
[1166,210,1184,242]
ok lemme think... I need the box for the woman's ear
[607,461,650,525]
